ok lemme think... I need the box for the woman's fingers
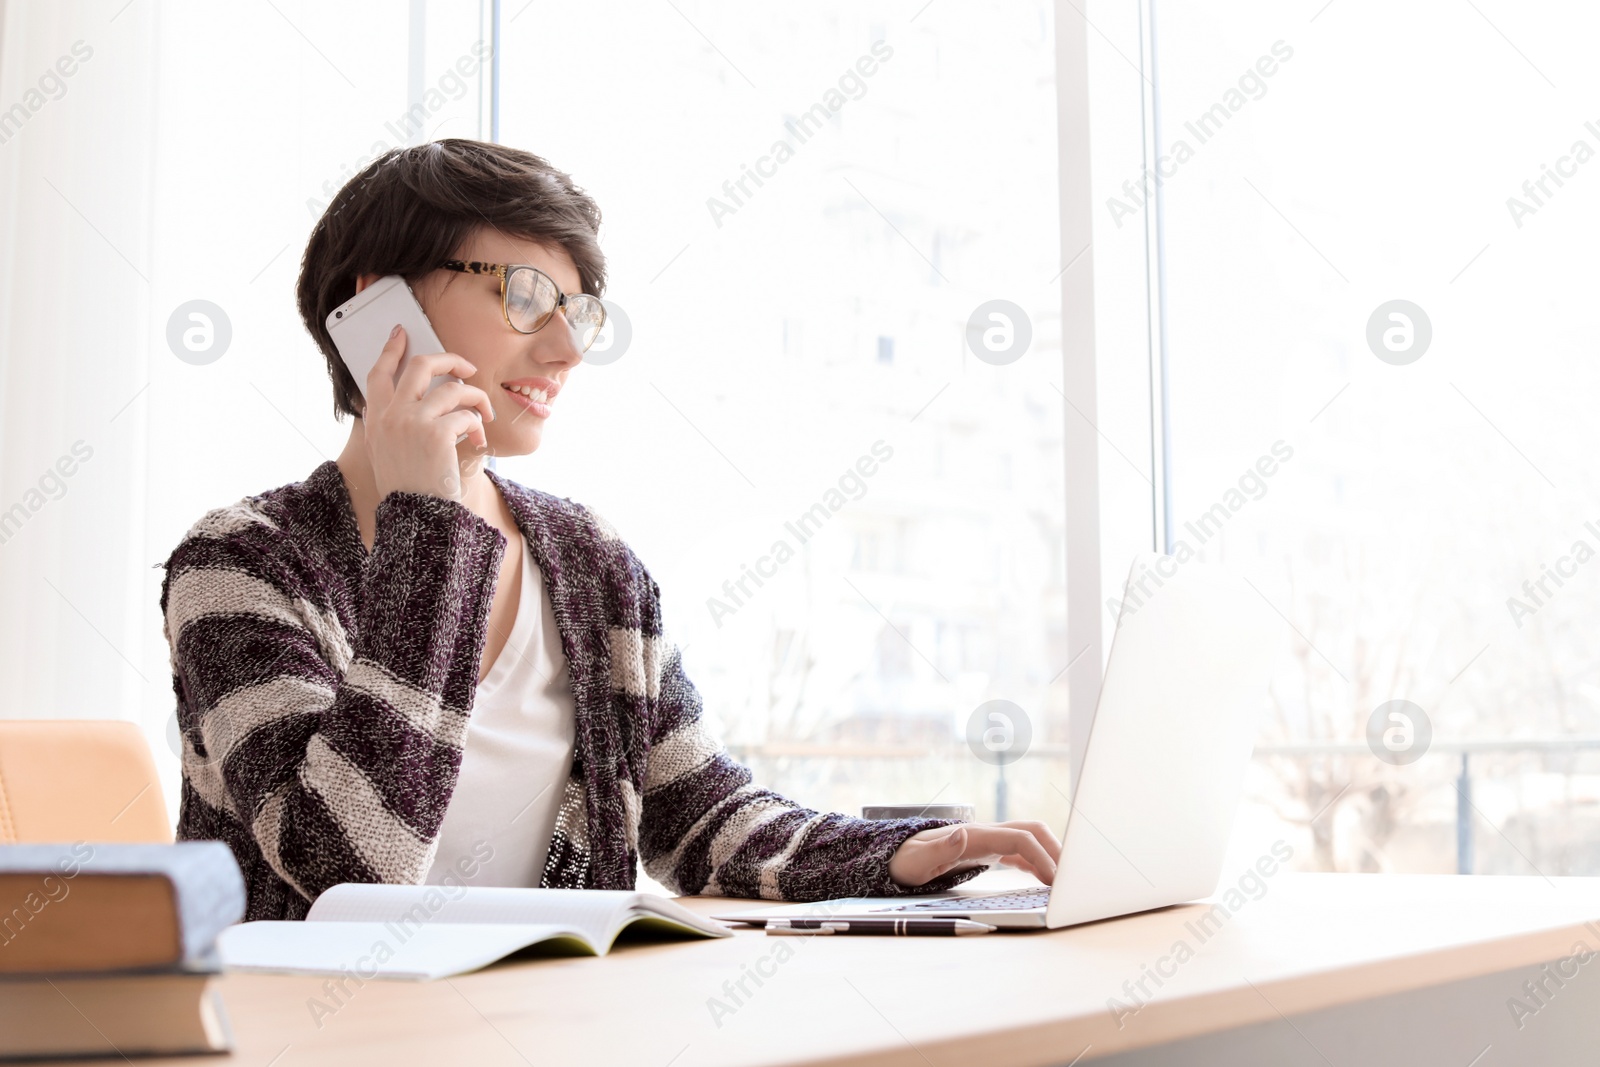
[395,351,478,400]
[362,333,493,502]
[364,325,407,410]
[997,851,1055,883]
[438,409,489,453]
[1005,820,1063,863]
[933,824,967,858]
[967,826,1059,884]
[920,827,971,882]
[418,381,495,425]
[1001,827,1059,884]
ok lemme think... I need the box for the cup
[861,804,975,822]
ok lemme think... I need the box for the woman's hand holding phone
[363,325,494,502]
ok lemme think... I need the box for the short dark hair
[296,138,606,418]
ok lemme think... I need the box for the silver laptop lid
[1046,551,1274,928]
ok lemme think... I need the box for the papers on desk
[218,884,731,980]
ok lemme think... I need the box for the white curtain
[0,1,156,736]
[0,0,486,818]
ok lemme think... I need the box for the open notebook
[218,885,731,980]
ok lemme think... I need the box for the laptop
[713,552,1274,931]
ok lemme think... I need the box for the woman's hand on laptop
[888,821,1061,888]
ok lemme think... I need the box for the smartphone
[326,275,456,401]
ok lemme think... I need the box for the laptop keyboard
[883,889,1052,913]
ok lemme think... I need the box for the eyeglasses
[439,260,607,353]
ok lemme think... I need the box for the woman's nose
[532,316,584,368]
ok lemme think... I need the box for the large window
[15,0,1584,881]
[497,1,1073,826]
[1149,0,1600,873]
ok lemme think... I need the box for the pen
[764,918,996,936]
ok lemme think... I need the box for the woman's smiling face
[404,227,588,458]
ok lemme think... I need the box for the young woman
[162,139,1059,920]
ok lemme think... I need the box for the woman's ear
[354,272,381,294]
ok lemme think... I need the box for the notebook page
[220,921,595,979]
[306,885,639,943]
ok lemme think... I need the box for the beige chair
[0,720,172,843]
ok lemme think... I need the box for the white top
[424,536,576,888]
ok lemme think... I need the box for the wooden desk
[34,872,1600,1066]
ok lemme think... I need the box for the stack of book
[0,841,245,1060]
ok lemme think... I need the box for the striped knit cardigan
[162,461,976,921]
